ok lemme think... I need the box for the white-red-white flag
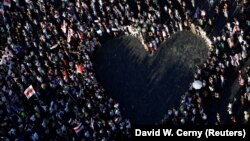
[24,85,36,99]
[76,64,84,74]
[3,0,11,7]
[67,28,74,43]
[81,2,88,10]
[62,70,68,81]
[73,123,83,134]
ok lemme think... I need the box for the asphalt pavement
[92,31,209,124]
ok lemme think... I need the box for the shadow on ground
[92,31,209,124]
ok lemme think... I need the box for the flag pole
[67,93,77,103]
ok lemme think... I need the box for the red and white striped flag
[81,2,88,10]
[24,85,36,99]
[73,123,84,134]
[62,70,68,81]
[238,71,244,86]
[67,28,74,43]
[3,0,11,7]
[76,64,84,74]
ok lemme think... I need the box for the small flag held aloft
[24,85,36,99]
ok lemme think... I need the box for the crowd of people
[228,67,250,124]
[0,0,249,140]
[162,0,250,125]
[0,0,133,140]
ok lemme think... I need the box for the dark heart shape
[93,31,209,124]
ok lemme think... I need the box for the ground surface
[92,31,209,124]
